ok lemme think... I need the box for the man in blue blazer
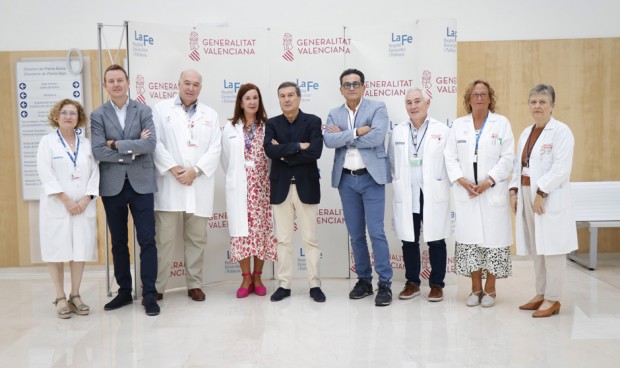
[91,64,160,316]
[324,69,393,306]
[264,82,325,303]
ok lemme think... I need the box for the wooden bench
[568,181,620,270]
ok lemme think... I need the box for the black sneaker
[349,279,373,299]
[270,287,291,302]
[143,293,160,316]
[375,284,392,306]
[104,292,133,311]
[309,287,326,302]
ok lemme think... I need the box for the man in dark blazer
[91,64,160,316]
[264,82,325,303]
[324,68,394,306]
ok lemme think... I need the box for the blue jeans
[402,190,447,288]
[339,172,392,286]
[102,179,158,296]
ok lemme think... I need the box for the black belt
[290,178,296,184]
[343,168,368,176]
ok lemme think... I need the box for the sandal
[481,291,497,308]
[68,294,90,315]
[53,297,72,319]
[466,290,483,307]
[253,271,266,296]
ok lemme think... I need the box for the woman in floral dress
[221,83,277,298]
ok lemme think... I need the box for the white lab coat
[389,118,451,242]
[153,99,222,217]
[510,118,578,255]
[220,120,249,237]
[36,132,99,262]
[444,112,514,247]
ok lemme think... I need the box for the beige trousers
[272,184,321,289]
[155,211,208,291]
[522,188,565,301]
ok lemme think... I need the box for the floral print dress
[229,123,277,262]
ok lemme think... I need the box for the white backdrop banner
[126,19,456,289]
[346,19,458,285]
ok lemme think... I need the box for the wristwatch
[536,188,548,198]
[194,166,202,177]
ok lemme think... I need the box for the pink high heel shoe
[253,271,267,296]
[237,272,254,298]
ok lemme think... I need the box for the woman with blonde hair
[37,99,99,318]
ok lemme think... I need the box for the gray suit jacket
[324,98,392,188]
[91,99,158,196]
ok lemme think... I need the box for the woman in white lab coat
[510,84,577,318]
[37,99,99,318]
[444,80,514,308]
[221,83,276,298]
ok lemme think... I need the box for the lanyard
[474,113,489,155]
[409,120,428,157]
[244,123,256,152]
[184,113,196,140]
[57,129,80,169]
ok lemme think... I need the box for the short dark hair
[277,81,301,97]
[339,68,365,85]
[104,64,128,82]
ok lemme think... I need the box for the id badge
[522,167,530,176]
[71,169,81,180]
[245,160,255,168]
[187,139,198,147]
[410,157,423,166]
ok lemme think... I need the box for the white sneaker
[481,291,496,308]
[466,291,482,307]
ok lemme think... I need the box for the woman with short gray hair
[509,84,578,318]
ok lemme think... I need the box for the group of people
[37,64,577,319]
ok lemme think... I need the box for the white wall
[2,0,619,51]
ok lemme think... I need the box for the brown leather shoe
[428,285,444,302]
[398,282,421,300]
[141,293,163,306]
[519,299,544,310]
[532,301,561,318]
[188,288,205,302]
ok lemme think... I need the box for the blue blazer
[324,99,392,188]
[264,110,323,205]
[90,99,158,197]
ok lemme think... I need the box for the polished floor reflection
[0,256,619,367]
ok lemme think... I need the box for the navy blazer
[90,99,158,197]
[264,110,323,205]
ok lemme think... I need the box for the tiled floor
[0,255,619,367]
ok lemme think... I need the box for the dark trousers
[102,180,157,296]
[402,190,447,288]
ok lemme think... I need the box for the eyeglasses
[341,82,363,90]
[472,93,488,100]
[60,111,78,117]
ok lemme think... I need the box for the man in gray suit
[91,64,160,316]
[324,68,393,306]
